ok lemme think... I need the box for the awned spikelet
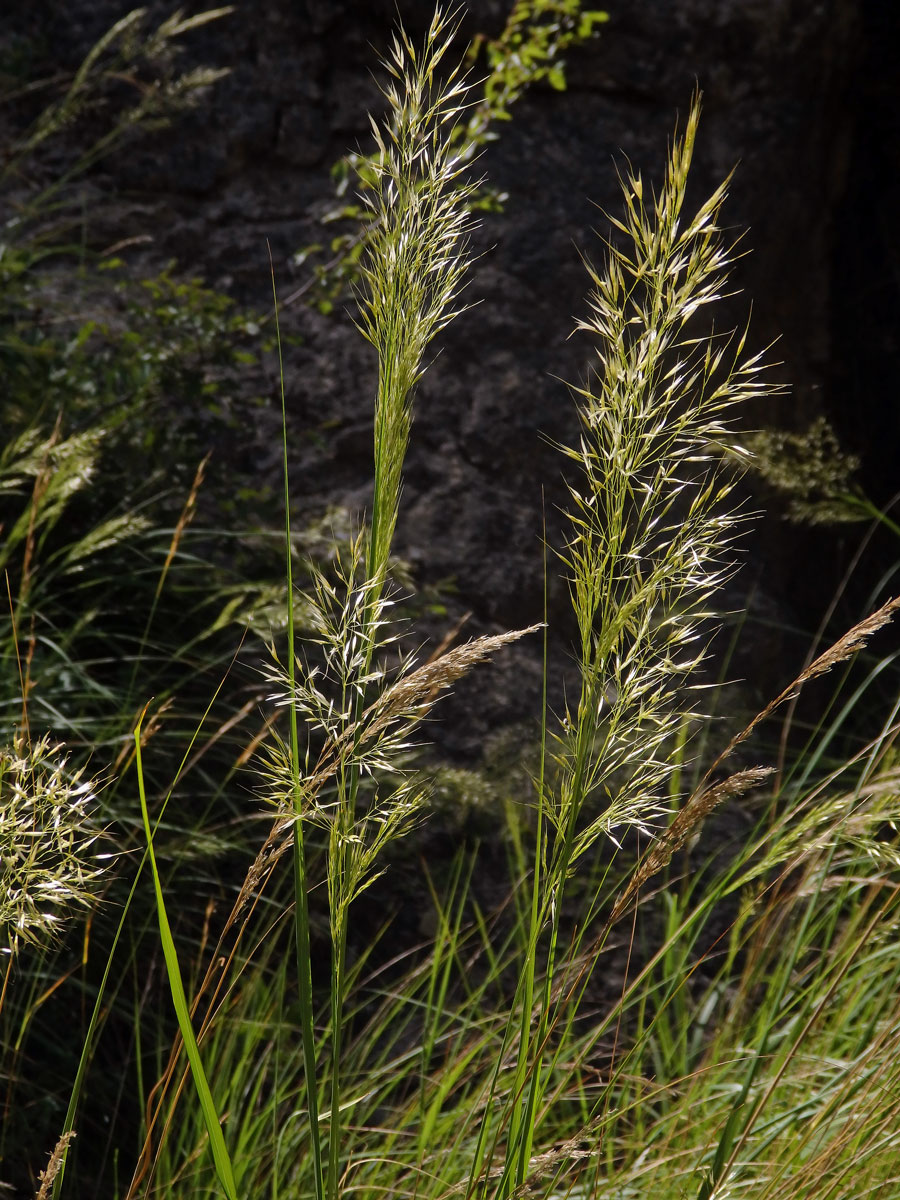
[0,735,105,955]
[34,1131,75,1200]
[246,621,541,915]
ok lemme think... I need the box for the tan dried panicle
[609,596,900,925]
[610,766,774,924]
[35,1131,75,1200]
[701,596,900,789]
[798,595,900,682]
[364,625,543,742]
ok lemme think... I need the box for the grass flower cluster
[0,735,104,956]
[2,6,900,1200]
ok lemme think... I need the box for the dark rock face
[5,0,893,742]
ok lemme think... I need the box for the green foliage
[0,289,268,753]
[2,259,265,480]
[469,0,609,117]
[0,3,275,763]
[0,4,253,494]
[0,15,289,1191]
[135,711,238,1200]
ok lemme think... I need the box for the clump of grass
[7,6,900,1200]
[126,11,537,1200]
[119,14,900,1200]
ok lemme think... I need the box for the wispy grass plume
[356,4,480,601]
[555,97,776,859]
[0,735,104,958]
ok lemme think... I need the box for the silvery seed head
[1,736,106,956]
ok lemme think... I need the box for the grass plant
[3,5,900,1199]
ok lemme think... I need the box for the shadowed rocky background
[3,0,898,747]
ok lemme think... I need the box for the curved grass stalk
[134,707,238,1200]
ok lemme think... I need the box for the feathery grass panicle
[0,736,105,956]
[356,4,481,596]
[34,1131,75,1200]
[260,533,540,907]
[554,96,779,859]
